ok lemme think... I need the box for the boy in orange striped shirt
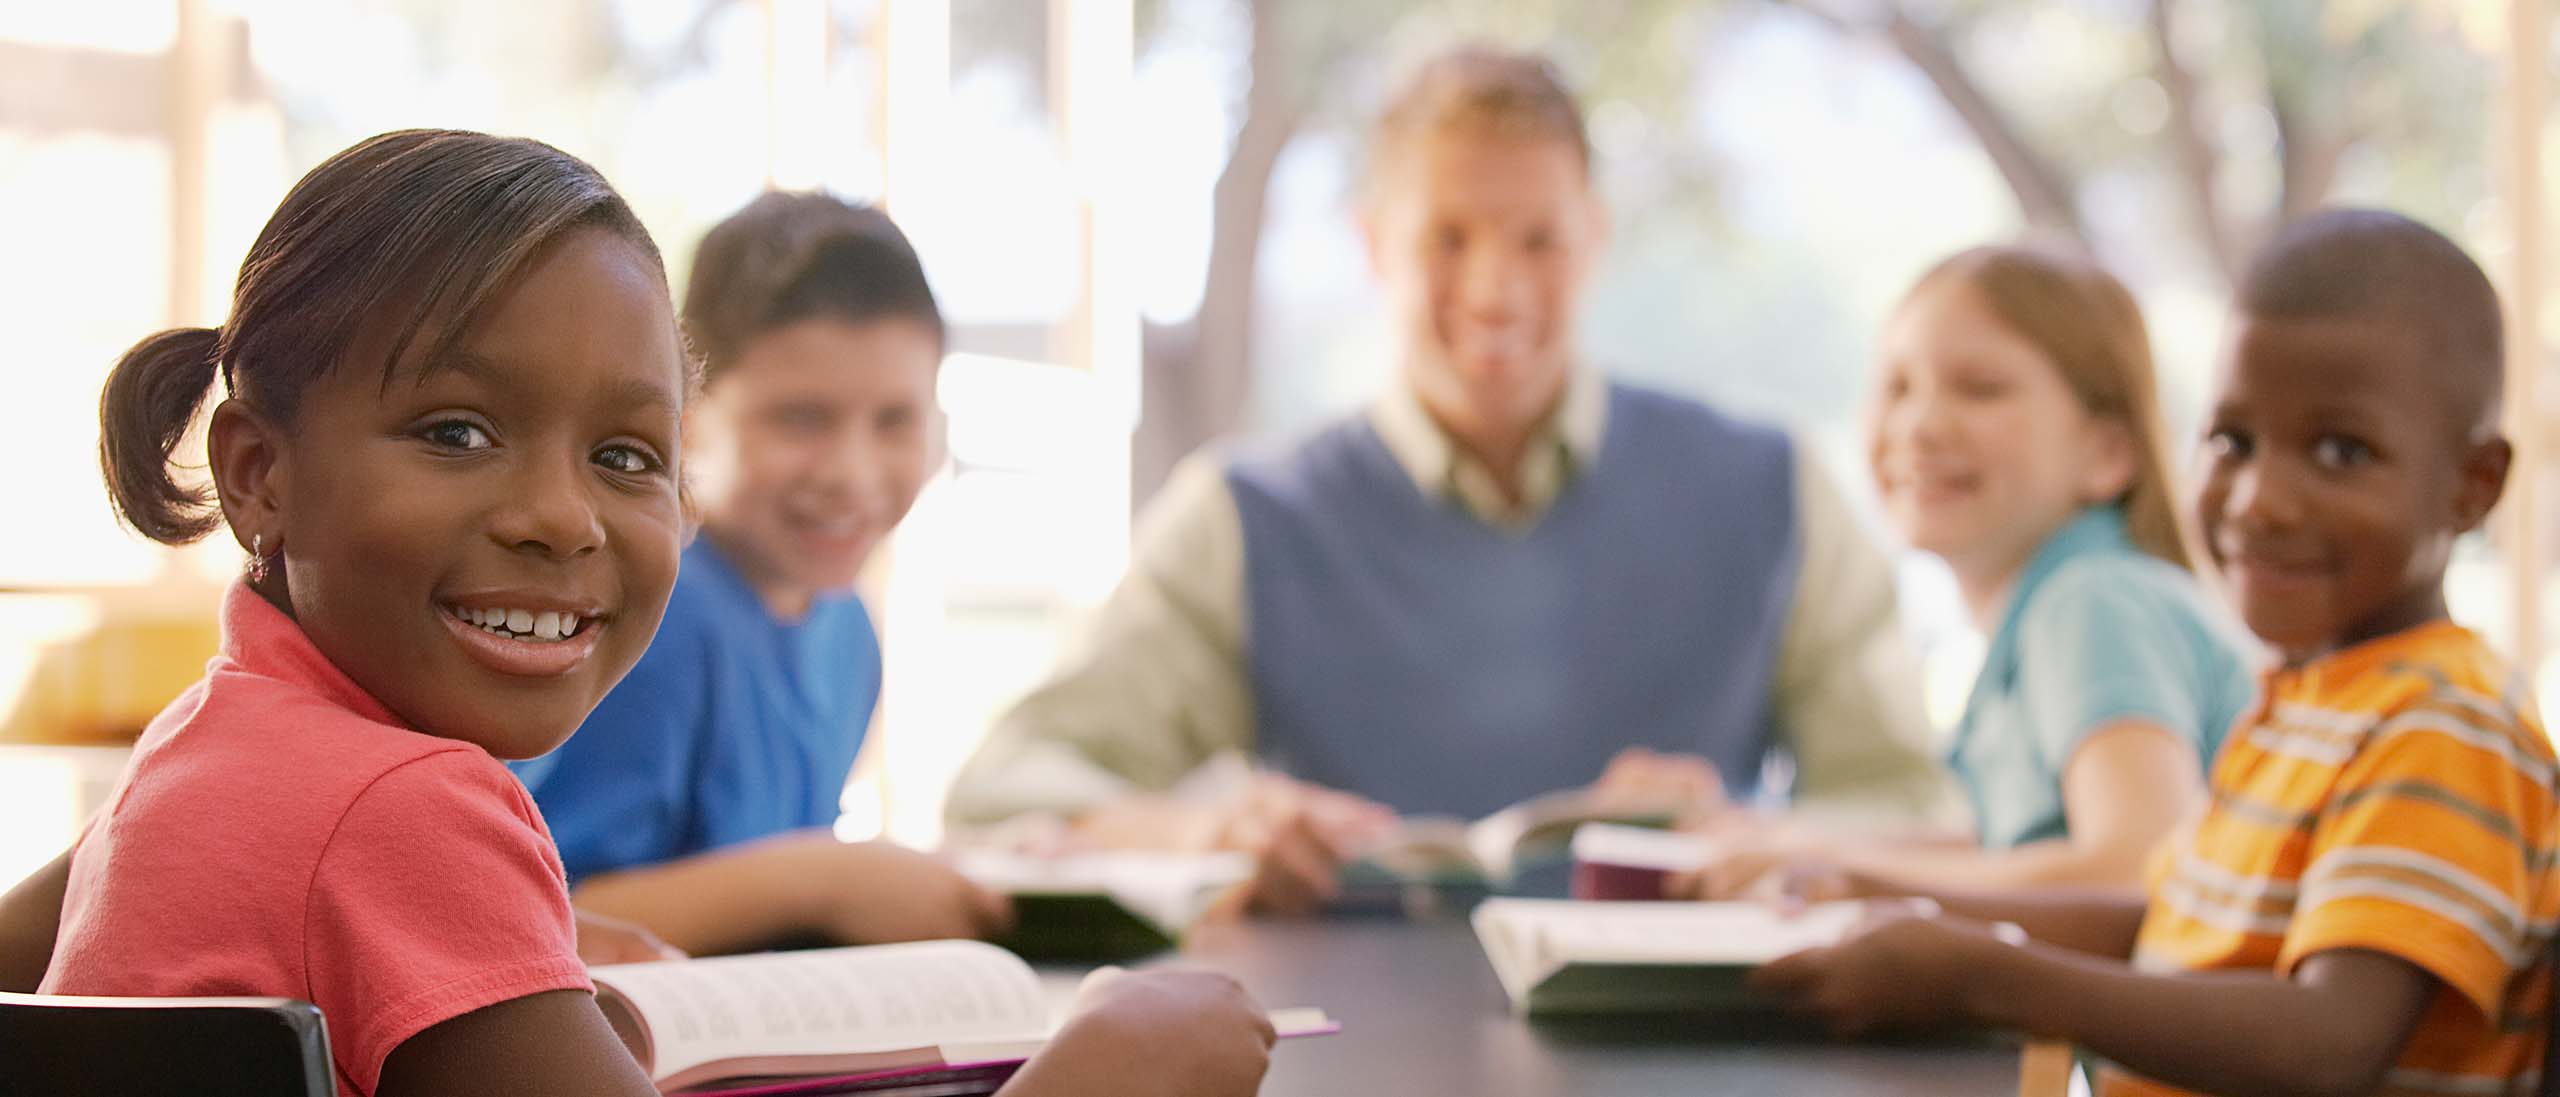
[1755,208,2557,1097]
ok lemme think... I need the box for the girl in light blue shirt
[1684,246,2255,898]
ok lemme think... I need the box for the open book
[591,940,1335,1095]
[1343,789,1675,891]
[953,851,1251,960]
[1471,898,1863,1015]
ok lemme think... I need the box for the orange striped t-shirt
[2104,622,2559,1097]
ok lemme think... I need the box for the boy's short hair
[683,192,944,377]
[2237,208,2504,436]
[1364,45,1590,199]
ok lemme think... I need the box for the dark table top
[1126,916,2024,1097]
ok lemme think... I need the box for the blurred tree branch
[1778,0,2090,250]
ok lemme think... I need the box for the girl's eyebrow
[599,374,681,418]
[418,349,679,418]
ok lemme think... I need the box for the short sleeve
[2012,563,2210,772]
[518,608,709,882]
[305,750,590,1094]
[2279,698,2549,1019]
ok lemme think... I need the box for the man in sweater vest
[948,46,1949,911]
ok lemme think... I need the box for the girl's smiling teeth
[446,604,591,642]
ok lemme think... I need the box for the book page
[1347,816,1483,883]
[591,940,1051,1085]
[1467,791,1679,881]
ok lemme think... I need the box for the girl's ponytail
[98,326,225,545]
[90,130,657,550]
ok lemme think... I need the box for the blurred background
[1,0,2552,885]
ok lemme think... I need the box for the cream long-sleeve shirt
[945,370,1954,826]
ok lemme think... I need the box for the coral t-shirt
[42,584,592,1096]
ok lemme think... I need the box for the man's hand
[1589,748,1728,826]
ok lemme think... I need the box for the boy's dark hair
[99,128,671,545]
[2237,208,2505,435]
[682,192,944,379]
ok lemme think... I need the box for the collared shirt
[1367,366,1611,529]
[946,369,1953,826]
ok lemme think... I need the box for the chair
[2017,1039,2076,1097]
[0,991,331,1097]
[2541,934,2559,1097]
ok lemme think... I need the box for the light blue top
[513,537,880,883]
[1946,506,2257,850]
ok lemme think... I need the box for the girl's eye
[422,420,493,450]
[594,444,664,476]
[2204,428,2251,461]
[2312,435,2373,470]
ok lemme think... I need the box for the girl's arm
[1827,721,2203,891]
[1682,721,2200,947]
[374,990,658,1097]
[378,972,1278,1097]
[1757,917,2437,1097]
[0,847,71,992]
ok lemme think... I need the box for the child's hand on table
[1028,967,1276,1097]
[1750,902,2025,1036]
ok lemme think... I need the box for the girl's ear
[207,397,289,557]
[2079,416,2140,505]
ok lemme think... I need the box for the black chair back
[0,991,330,1097]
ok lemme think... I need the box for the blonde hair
[1365,45,1590,197]
[1902,247,2199,572]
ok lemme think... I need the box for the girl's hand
[572,908,685,965]
[1665,824,1862,903]
[805,839,1016,944]
[1043,968,1276,1097]
[1748,907,2015,1036]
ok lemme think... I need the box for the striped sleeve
[2277,690,2553,1020]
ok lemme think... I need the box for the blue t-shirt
[515,538,881,883]
[1946,506,2258,850]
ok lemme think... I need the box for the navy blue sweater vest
[1227,383,1801,818]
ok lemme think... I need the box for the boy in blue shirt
[519,193,1010,954]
